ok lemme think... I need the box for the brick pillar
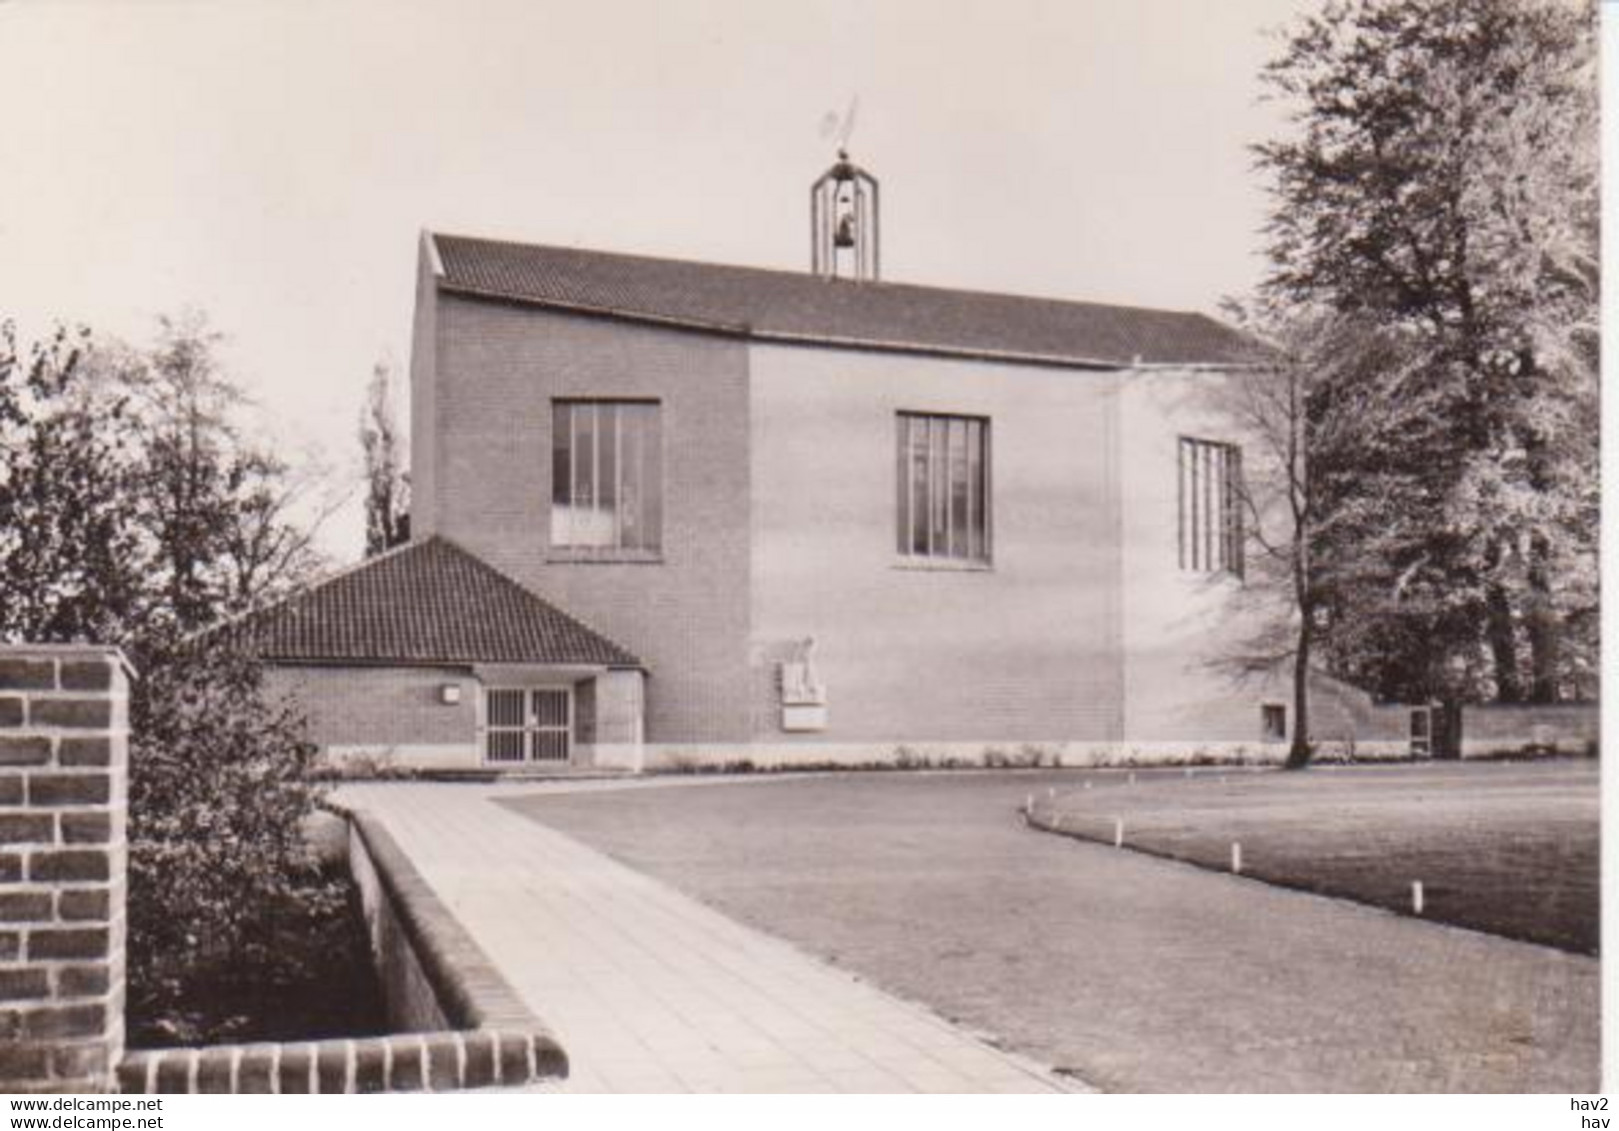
[0,646,130,1093]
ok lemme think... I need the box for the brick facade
[0,646,129,1093]
[419,289,754,748]
[267,665,480,769]
[268,662,647,771]
[406,240,1424,764]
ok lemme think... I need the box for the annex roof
[429,232,1258,369]
[216,537,642,669]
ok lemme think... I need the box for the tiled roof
[431,233,1258,369]
[218,538,641,668]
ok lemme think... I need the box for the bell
[834,213,856,248]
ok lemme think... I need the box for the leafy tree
[1254,0,1598,704]
[0,322,148,646]
[108,313,332,641]
[0,315,344,1039]
[1216,306,1443,766]
[359,357,410,557]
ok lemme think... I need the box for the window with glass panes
[551,401,662,553]
[896,413,990,563]
[1178,436,1243,576]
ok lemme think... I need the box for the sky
[0,0,1313,561]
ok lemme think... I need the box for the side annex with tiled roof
[227,537,648,772]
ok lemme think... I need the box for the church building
[231,153,1416,771]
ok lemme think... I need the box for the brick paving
[336,782,1071,1093]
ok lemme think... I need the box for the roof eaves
[436,281,754,340]
[747,327,1129,371]
[423,230,446,278]
[439,280,1255,371]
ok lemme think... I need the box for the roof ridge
[432,537,645,670]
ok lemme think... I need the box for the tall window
[1178,436,1243,576]
[552,400,662,553]
[896,412,991,563]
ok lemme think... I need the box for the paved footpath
[337,782,1071,1093]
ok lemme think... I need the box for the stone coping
[0,645,137,681]
[117,1029,561,1094]
[343,809,544,1030]
[117,807,566,1093]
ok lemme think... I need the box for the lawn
[501,768,1597,1092]
[1030,760,1598,954]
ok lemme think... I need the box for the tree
[120,313,330,641]
[0,322,148,646]
[1255,0,1598,704]
[359,357,410,557]
[0,314,343,1040]
[1216,305,1443,766]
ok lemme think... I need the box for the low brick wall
[345,812,542,1032]
[1459,703,1599,758]
[117,809,565,1093]
[117,1028,557,1094]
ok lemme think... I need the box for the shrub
[1016,743,1054,768]
[893,745,931,770]
[127,642,342,1045]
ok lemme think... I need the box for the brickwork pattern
[116,1028,561,1094]
[427,297,755,746]
[0,647,129,1093]
[267,665,477,752]
[1460,703,1600,756]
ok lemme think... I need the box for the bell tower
[811,150,879,281]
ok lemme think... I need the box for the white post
[1412,881,1424,915]
[1231,842,1242,874]
[1113,817,1124,847]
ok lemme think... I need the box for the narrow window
[1409,708,1432,757]
[552,400,662,553]
[1178,436,1243,577]
[897,412,991,563]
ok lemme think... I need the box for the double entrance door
[485,687,572,764]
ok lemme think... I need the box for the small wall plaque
[782,704,828,732]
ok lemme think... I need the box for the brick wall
[1460,703,1600,756]
[266,664,480,769]
[424,295,754,746]
[0,646,129,1093]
